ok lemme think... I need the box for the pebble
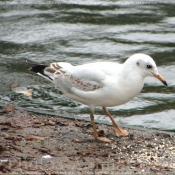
[150,167,159,172]
[0,160,9,163]
[42,155,53,159]
[141,169,145,172]
[1,97,11,101]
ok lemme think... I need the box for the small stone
[95,162,102,169]
[1,97,11,101]
[150,157,154,161]
[129,134,134,139]
[111,144,117,149]
[150,167,159,172]
[147,144,154,148]
[163,133,171,138]
[48,120,55,126]
[74,139,81,143]
[168,147,174,150]
[141,169,145,173]
[0,104,15,113]
[10,83,20,88]
[16,89,33,97]
[39,147,50,153]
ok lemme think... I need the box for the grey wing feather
[64,75,102,92]
[43,62,105,93]
[49,63,104,93]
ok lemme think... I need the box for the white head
[124,53,167,86]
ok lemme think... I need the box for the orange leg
[103,107,128,137]
[90,111,111,143]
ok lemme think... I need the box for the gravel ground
[0,104,175,175]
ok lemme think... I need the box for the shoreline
[0,106,175,174]
[1,102,170,134]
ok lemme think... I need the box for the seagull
[26,53,167,143]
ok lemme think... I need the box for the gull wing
[48,62,106,93]
[27,60,121,97]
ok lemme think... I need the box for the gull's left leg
[103,107,128,137]
[90,109,112,143]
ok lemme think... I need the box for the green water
[0,1,175,130]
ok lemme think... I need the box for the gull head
[125,53,167,86]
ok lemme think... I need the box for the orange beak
[154,74,168,86]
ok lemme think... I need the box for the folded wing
[27,60,106,94]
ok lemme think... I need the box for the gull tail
[25,59,54,81]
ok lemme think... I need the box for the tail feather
[25,59,53,81]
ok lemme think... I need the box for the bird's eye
[147,64,152,69]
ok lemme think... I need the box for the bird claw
[93,130,112,143]
[114,127,129,137]
[96,136,112,143]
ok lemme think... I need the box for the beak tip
[154,74,168,87]
[163,81,168,86]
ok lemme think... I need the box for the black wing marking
[26,59,53,81]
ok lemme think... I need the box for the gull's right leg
[90,109,111,143]
[103,107,128,137]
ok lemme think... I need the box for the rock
[10,83,20,88]
[150,167,159,172]
[1,97,11,102]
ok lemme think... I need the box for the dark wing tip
[29,65,47,73]
[163,80,168,86]
[25,59,53,81]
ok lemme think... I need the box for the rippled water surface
[0,1,175,130]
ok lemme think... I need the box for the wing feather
[41,61,121,94]
[40,62,104,94]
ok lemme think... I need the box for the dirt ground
[0,104,175,175]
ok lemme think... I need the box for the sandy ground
[0,104,175,175]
